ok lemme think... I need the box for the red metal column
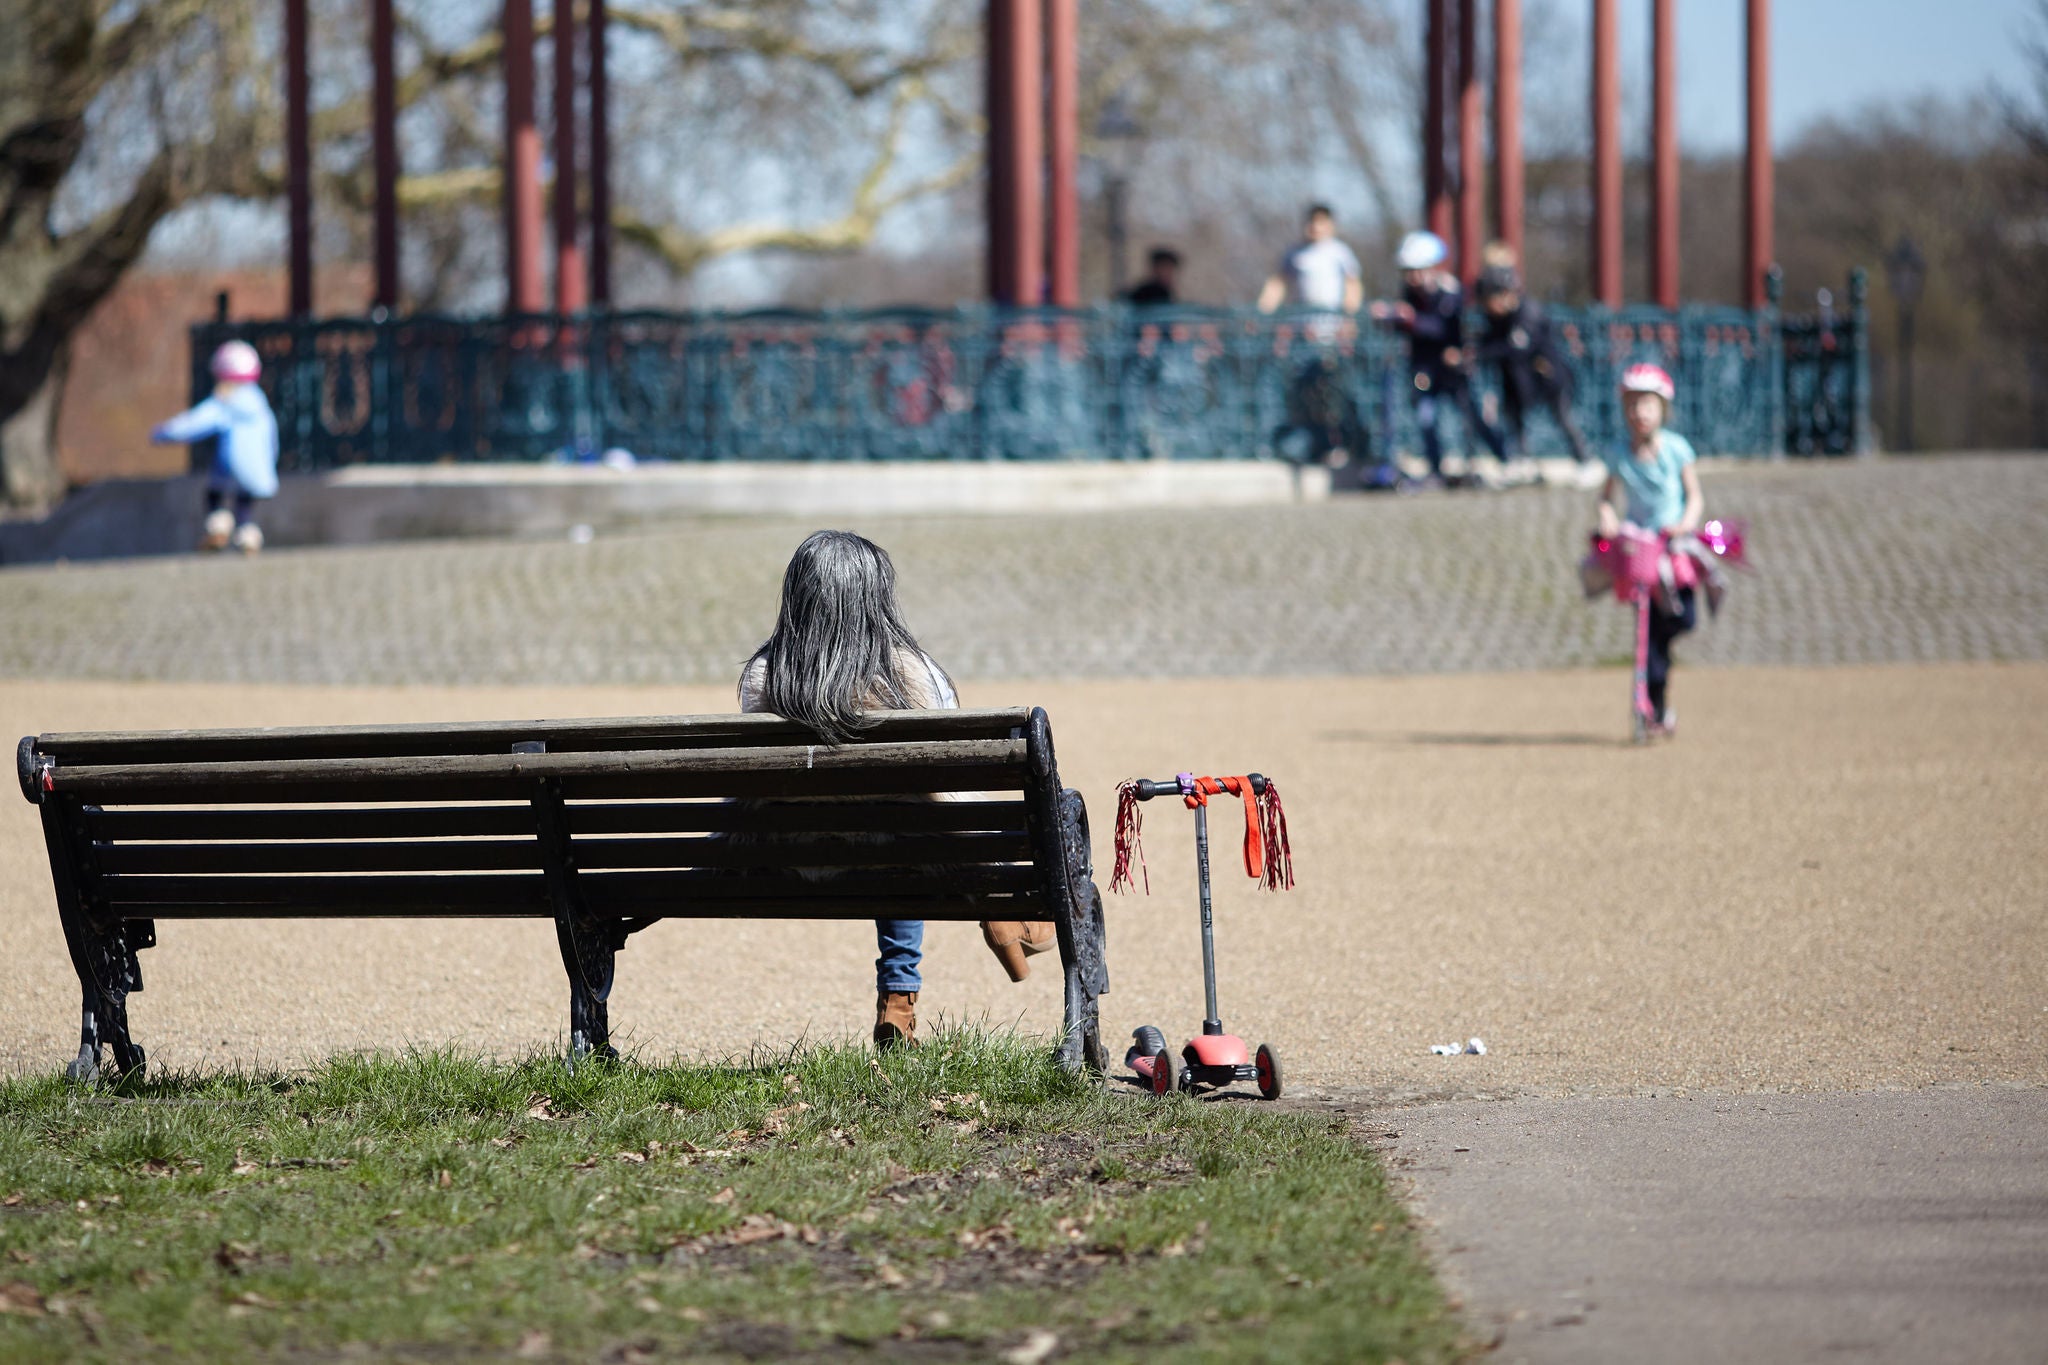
[1044,0,1079,307]
[503,0,544,314]
[370,0,400,310]
[1456,0,1483,285]
[1744,0,1773,308]
[552,0,586,312]
[1494,0,1524,264]
[285,0,312,316]
[1590,0,1622,307]
[1424,0,1451,240]
[985,0,1043,305]
[588,0,611,307]
[1650,0,1679,309]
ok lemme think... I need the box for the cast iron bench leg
[554,914,620,1064]
[524,759,622,1065]
[42,798,148,1081]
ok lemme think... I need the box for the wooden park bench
[17,707,1109,1081]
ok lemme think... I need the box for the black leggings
[1647,588,1698,716]
[206,487,256,526]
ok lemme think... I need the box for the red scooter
[1119,773,1284,1101]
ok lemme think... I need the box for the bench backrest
[19,708,1074,925]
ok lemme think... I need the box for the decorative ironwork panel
[192,293,1854,472]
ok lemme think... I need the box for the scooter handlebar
[1132,773,1268,801]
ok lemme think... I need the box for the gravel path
[0,456,2042,684]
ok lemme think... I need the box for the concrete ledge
[0,461,1328,564]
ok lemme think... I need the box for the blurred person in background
[1372,230,1505,487]
[150,340,279,553]
[1124,247,1182,306]
[1473,244,1599,488]
[1259,205,1371,478]
[1257,204,1364,318]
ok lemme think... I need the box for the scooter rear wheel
[1153,1049,1181,1097]
[1255,1043,1283,1101]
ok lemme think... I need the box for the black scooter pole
[1194,801,1222,1036]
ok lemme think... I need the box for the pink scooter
[1586,528,1669,743]
[1120,774,1283,1101]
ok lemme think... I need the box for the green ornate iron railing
[191,281,1863,472]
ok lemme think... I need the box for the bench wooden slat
[569,833,1033,870]
[102,896,1033,922]
[51,740,1028,805]
[566,799,1032,836]
[102,864,1039,910]
[87,806,535,842]
[84,799,1032,843]
[35,708,1030,765]
[100,840,543,875]
[66,767,1019,806]
[105,873,550,910]
[98,832,1034,876]
[581,895,1042,921]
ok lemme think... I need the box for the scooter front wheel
[1255,1043,1283,1101]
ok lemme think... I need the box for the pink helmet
[1619,362,1675,402]
[210,340,262,383]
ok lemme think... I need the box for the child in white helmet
[151,341,280,553]
[1598,363,1705,735]
[1371,230,1506,486]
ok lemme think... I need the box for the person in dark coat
[1124,247,1181,306]
[1474,256,1595,481]
[1371,230,1505,485]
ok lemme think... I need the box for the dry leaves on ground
[0,1281,45,1317]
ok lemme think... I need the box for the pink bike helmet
[210,340,262,383]
[1619,362,1675,402]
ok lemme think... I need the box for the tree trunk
[0,343,67,509]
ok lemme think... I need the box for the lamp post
[1884,235,1926,452]
[1094,94,1142,295]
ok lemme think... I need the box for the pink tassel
[1697,518,1749,569]
[1257,781,1294,892]
[1109,779,1149,895]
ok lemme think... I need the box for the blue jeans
[876,919,923,993]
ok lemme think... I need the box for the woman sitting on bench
[740,530,1055,1048]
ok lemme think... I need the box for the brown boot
[981,921,1058,982]
[874,991,918,1050]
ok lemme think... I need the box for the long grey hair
[748,530,949,743]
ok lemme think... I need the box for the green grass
[0,1032,1468,1363]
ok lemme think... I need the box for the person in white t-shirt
[1258,204,1365,316]
[1258,205,1370,472]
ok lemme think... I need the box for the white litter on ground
[1431,1038,1488,1056]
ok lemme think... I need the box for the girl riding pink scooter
[1582,363,1745,741]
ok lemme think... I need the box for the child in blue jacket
[152,341,279,553]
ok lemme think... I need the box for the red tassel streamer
[1109,779,1148,895]
[1257,781,1293,891]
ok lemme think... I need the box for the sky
[1655,0,2036,151]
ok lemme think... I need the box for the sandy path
[3,662,2043,1094]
